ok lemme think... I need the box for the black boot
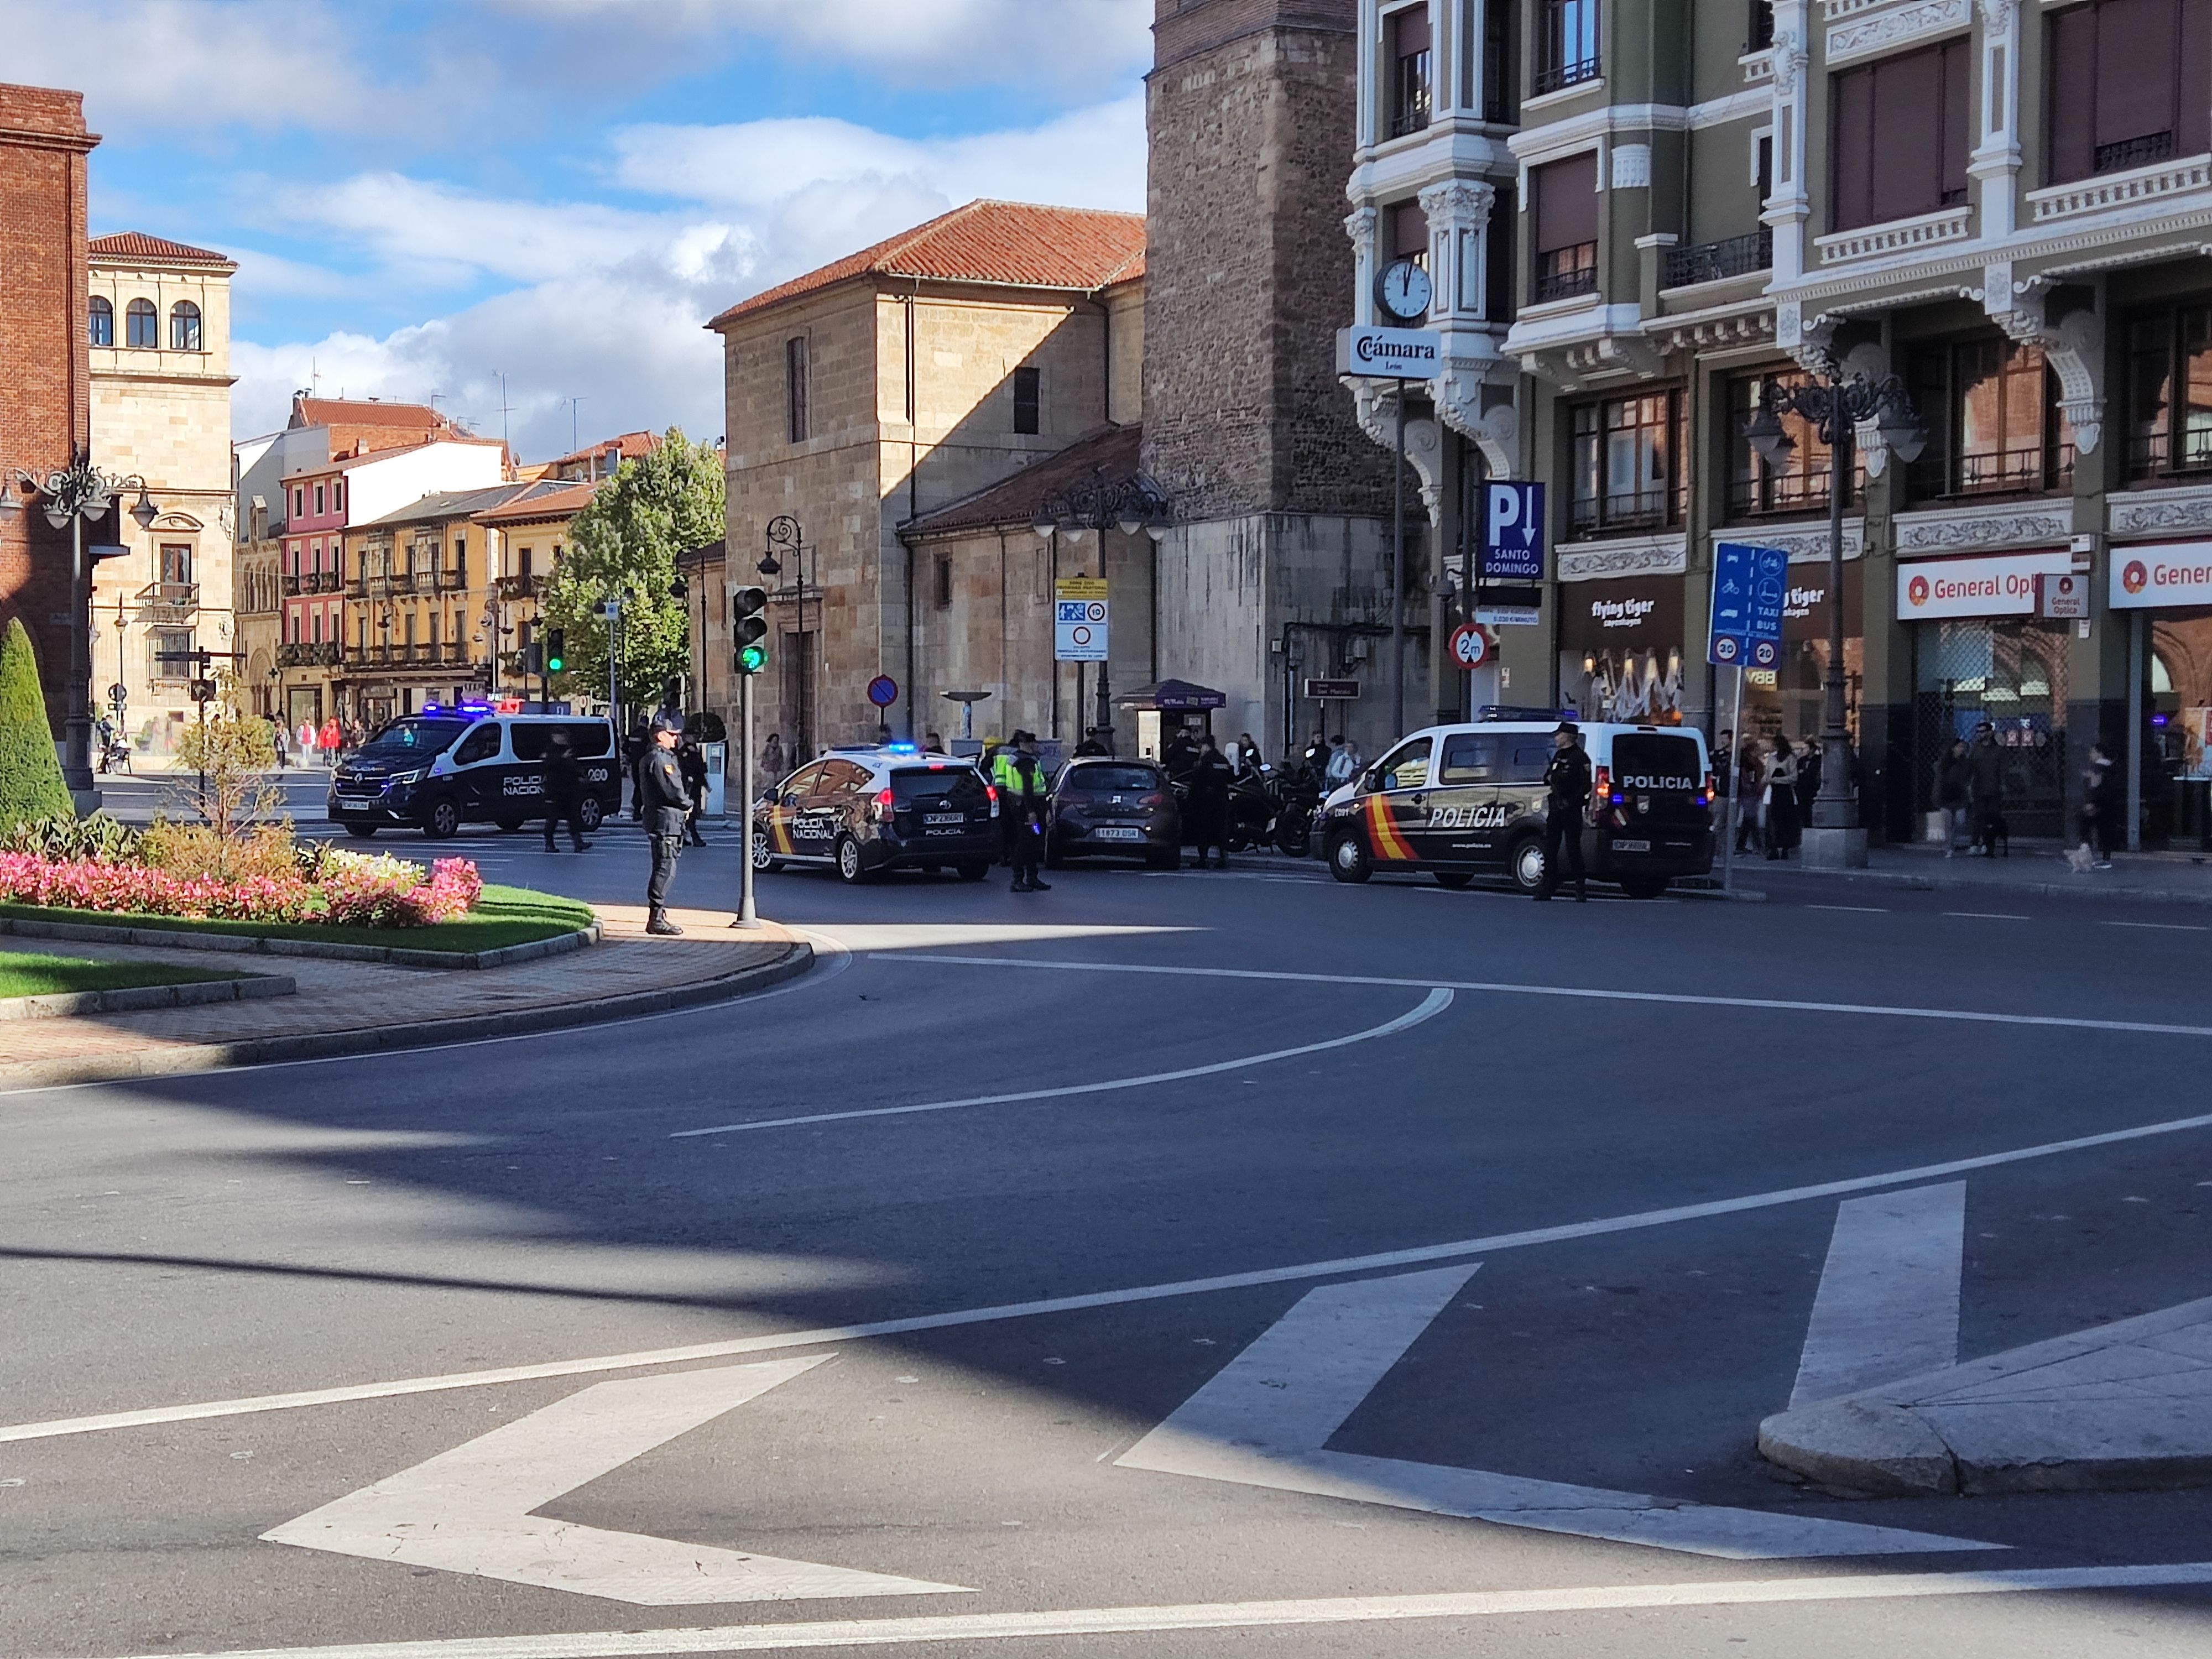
[647,910,684,936]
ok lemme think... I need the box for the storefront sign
[1561,577,1683,650]
[1562,576,1686,724]
[2041,572,2090,619]
[1897,550,2071,620]
[2111,540,2212,609]
[1335,325,1442,378]
[1781,573,1864,642]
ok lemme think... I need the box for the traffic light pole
[733,671,758,929]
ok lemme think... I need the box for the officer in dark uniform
[1001,731,1052,893]
[541,728,589,852]
[1535,721,1590,902]
[640,711,691,934]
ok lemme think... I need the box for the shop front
[1898,548,2075,838]
[1557,576,1687,725]
[1735,565,1864,747]
[2110,539,2212,846]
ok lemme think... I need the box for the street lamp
[1036,474,1169,749]
[1749,372,1925,860]
[0,458,159,801]
[761,514,810,755]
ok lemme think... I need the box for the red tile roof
[708,201,1146,330]
[88,232,235,269]
[292,396,453,430]
[900,424,1145,540]
[548,430,659,470]
[473,480,599,525]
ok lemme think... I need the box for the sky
[11,0,1151,462]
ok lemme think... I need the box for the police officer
[541,727,589,853]
[640,711,691,934]
[1535,720,1590,903]
[996,731,1052,892]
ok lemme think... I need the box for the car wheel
[956,860,989,880]
[1276,816,1311,858]
[751,830,782,873]
[834,834,868,884]
[1620,875,1670,899]
[343,823,378,840]
[494,815,526,833]
[1434,870,1474,890]
[1327,830,1371,884]
[422,796,461,839]
[1507,834,1547,895]
[578,797,604,833]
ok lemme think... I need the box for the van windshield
[355,717,468,759]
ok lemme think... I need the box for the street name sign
[1709,541,1789,667]
[1053,577,1109,663]
[1303,677,1361,700]
[1335,325,1443,379]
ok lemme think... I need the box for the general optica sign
[1896,550,2072,620]
[2111,540,2212,608]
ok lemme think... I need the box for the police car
[328,705,622,839]
[1317,719,1715,897]
[752,745,998,883]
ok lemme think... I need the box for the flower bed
[0,847,486,928]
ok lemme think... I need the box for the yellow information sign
[1055,577,1108,602]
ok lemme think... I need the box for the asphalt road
[7,784,2212,1657]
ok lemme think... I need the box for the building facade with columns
[1364,0,2211,846]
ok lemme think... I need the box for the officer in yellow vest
[993,731,1051,891]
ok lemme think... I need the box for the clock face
[1379,258,1433,322]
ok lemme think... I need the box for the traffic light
[521,641,544,677]
[544,629,566,675]
[731,586,768,676]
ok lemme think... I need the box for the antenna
[495,371,514,451]
[562,394,589,454]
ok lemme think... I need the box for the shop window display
[1911,618,2070,838]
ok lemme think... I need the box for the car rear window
[1611,734,1704,791]
[1063,765,1160,792]
[891,766,988,809]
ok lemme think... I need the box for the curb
[0,939,812,1092]
[0,972,295,1022]
[1770,862,2212,909]
[0,914,599,969]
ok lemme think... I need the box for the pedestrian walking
[1762,734,1799,859]
[639,712,691,935]
[541,728,589,852]
[1533,721,1590,901]
[1186,735,1235,868]
[1936,739,1971,855]
[2069,742,2123,871]
[995,731,1051,892]
[1734,738,1766,854]
[678,733,709,848]
[1326,736,1362,791]
[297,719,319,768]
[1965,719,2005,855]
[320,715,342,764]
[760,732,786,796]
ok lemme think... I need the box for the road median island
[0,950,294,1020]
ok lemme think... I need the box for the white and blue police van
[328,704,622,839]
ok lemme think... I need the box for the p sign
[1449,622,1492,668]
[1483,482,1546,582]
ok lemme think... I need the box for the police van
[1317,719,1715,897]
[328,706,622,839]
[753,744,998,883]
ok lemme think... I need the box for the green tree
[540,429,724,712]
[0,617,73,830]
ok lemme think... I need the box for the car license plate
[336,799,377,812]
[925,813,963,826]
[1093,826,1144,841]
[1612,838,1651,853]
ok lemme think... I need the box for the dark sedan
[1047,758,1181,869]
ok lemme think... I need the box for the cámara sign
[1335,325,1442,378]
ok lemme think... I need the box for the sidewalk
[1759,1297,2212,1496]
[1765,842,2212,907]
[0,905,808,1092]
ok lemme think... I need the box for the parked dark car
[1047,758,1181,869]
[752,745,997,883]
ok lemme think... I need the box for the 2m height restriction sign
[1055,577,1108,663]
[1708,541,1789,668]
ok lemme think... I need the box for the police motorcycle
[1222,758,1280,852]
[1270,763,1323,857]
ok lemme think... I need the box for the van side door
[1495,732,1555,853]
[447,720,504,822]
[1357,736,1433,866]
[1422,732,1505,867]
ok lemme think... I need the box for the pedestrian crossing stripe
[1365,795,1416,862]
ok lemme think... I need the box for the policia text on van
[1315,720,1717,898]
[328,709,622,839]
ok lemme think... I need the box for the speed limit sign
[1448,622,1493,668]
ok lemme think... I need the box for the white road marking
[1942,911,2031,921]
[265,1359,964,1605]
[1808,904,1888,914]
[1788,1183,1963,1410]
[1118,1266,1991,1559]
[671,989,1454,1136]
[2105,920,2209,932]
[52,1563,2212,1658]
[878,952,2212,1038]
[12,1107,2212,1446]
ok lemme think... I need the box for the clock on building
[1376,258,1433,324]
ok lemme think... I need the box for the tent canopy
[1118,679,1226,712]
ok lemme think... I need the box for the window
[1485,185,1516,322]
[315,483,326,516]
[519,546,534,579]
[158,543,192,586]
[1013,365,1041,435]
[169,301,201,351]
[1726,370,1861,518]
[1532,153,1599,301]
[150,627,193,682]
[1389,199,1430,271]
[2126,302,2212,481]
[1481,0,1512,123]
[335,479,345,513]
[124,298,158,349]
[293,486,303,519]
[2047,0,2208,184]
[1371,737,1433,792]
[1830,39,1971,231]
[88,295,112,347]
[1746,0,1775,51]
[786,335,810,444]
[453,723,502,766]
[1535,0,1600,95]
[1909,337,2075,499]
[1386,5,1432,137]
[1569,389,1683,537]
[934,554,952,609]
[311,610,322,646]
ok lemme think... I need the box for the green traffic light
[738,643,768,675]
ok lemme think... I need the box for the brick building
[0,83,97,774]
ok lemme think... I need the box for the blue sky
[17,0,1150,460]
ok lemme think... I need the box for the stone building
[86,232,237,754]
[706,199,1145,758]
[0,83,97,790]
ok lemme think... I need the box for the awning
[1118,679,1227,712]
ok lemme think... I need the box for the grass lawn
[0,884,595,955]
[0,950,247,998]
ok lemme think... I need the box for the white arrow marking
[1790,1182,1964,1408]
[1119,1265,2002,1559]
[263,1358,969,1605]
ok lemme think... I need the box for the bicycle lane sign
[1709,542,1788,669]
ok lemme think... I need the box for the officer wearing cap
[1535,721,1590,902]
[640,711,691,935]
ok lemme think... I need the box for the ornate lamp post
[758,514,810,755]
[1746,372,1925,862]
[1035,474,1170,747]
[0,460,159,801]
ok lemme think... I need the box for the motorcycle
[1222,765,1278,852]
[1271,764,1323,857]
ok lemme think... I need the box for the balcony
[495,573,547,601]
[2097,132,2174,175]
[1663,227,1771,289]
[364,573,403,599]
[1532,55,1600,97]
[1910,444,2076,503]
[1535,243,1599,304]
[2030,150,2211,225]
[136,582,198,618]
[1815,206,1973,266]
[283,573,301,596]
[278,643,341,669]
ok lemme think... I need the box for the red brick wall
[0,82,94,737]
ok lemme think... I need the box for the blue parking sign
[1709,542,1789,669]
[1482,482,1546,583]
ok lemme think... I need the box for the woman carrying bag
[1762,734,1799,859]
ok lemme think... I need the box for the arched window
[88,295,112,347]
[170,301,202,352]
[125,298,158,349]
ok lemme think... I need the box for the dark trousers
[1538,806,1585,895]
[544,799,585,851]
[648,833,682,914]
[1011,817,1044,883]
